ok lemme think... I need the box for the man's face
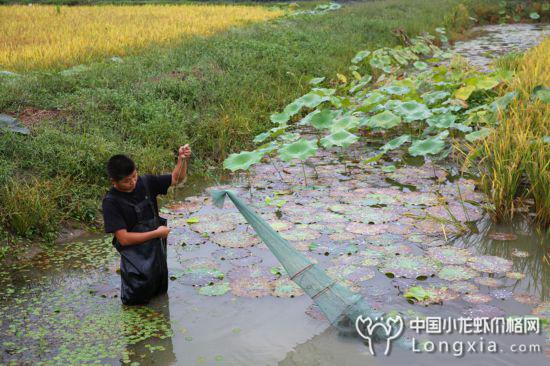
[112,169,138,193]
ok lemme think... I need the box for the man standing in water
[102,145,191,305]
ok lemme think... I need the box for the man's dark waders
[105,181,168,305]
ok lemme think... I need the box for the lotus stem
[301,160,308,187]
[268,155,285,184]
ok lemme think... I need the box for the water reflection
[458,217,549,301]
[125,294,177,365]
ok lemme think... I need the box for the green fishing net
[212,190,395,340]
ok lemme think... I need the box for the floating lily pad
[463,293,493,304]
[359,193,398,206]
[474,277,504,287]
[467,255,513,273]
[180,258,225,286]
[281,228,321,241]
[438,265,478,281]
[328,232,356,242]
[189,215,237,234]
[380,255,439,279]
[267,220,294,232]
[212,248,251,261]
[314,211,348,223]
[345,223,389,235]
[365,233,402,246]
[230,276,273,298]
[449,281,478,294]
[404,285,459,305]
[227,265,271,281]
[211,231,260,248]
[347,207,398,224]
[198,282,230,296]
[427,246,472,265]
[271,278,304,298]
[230,255,263,267]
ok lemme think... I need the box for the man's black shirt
[102,174,172,233]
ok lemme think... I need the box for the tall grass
[476,38,549,227]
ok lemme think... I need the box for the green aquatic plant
[223,150,263,172]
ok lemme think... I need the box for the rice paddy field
[0,0,549,365]
[0,4,283,71]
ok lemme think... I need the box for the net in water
[212,189,399,342]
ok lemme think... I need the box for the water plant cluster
[224,28,513,178]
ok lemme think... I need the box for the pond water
[1,23,549,366]
[452,23,550,71]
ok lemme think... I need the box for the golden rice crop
[0,4,283,71]
[475,38,549,226]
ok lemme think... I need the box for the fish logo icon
[355,315,404,356]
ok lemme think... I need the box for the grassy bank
[0,0,495,241]
[473,38,549,227]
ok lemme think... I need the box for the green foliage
[0,0,493,238]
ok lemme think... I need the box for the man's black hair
[107,154,136,181]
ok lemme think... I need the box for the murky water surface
[1,24,549,366]
[452,23,550,70]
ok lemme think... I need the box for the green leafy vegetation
[0,0,493,241]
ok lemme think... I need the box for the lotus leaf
[270,112,290,124]
[330,114,360,131]
[223,150,263,172]
[321,129,359,148]
[426,113,457,128]
[310,109,337,130]
[381,134,411,152]
[351,50,371,64]
[437,265,478,281]
[413,61,428,70]
[395,101,432,121]
[366,110,401,129]
[421,90,450,105]
[467,255,513,273]
[198,282,230,296]
[380,255,439,279]
[465,127,492,142]
[278,139,318,162]
[298,92,327,109]
[408,135,446,156]
[381,85,410,96]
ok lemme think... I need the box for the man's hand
[155,226,171,238]
[178,144,192,160]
